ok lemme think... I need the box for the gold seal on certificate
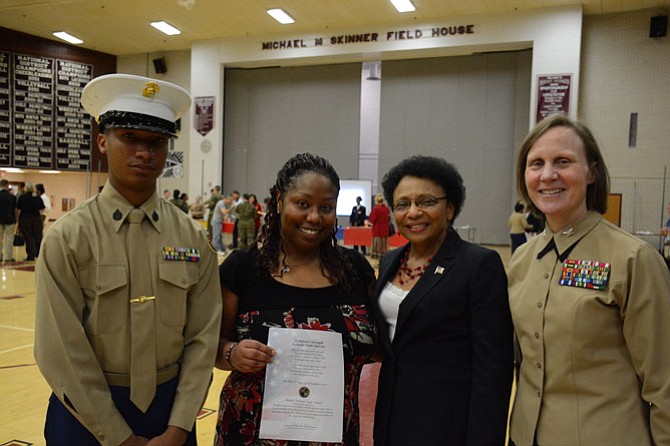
[259,327,344,442]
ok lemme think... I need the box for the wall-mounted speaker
[649,15,668,38]
[153,57,167,74]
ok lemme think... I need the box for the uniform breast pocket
[80,265,128,334]
[158,262,199,327]
[572,289,621,345]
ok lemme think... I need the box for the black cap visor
[98,110,178,137]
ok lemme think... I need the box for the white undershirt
[378,281,410,341]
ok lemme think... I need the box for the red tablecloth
[343,227,407,247]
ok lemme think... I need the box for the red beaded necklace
[397,247,433,285]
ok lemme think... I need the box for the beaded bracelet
[225,342,238,370]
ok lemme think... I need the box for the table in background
[342,227,407,248]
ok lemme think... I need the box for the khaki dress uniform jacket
[34,184,222,446]
[508,211,670,446]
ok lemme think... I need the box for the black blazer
[372,230,513,445]
[350,204,366,226]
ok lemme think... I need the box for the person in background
[170,189,188,213]
[188,194,205,221]
[248,193,263,236]
[35,183,51,225]
[163,189,171,200]
[367,192,391,260]
[206,185,223,239]
[214,153,376,445]
[211,194,230,255]
[508,201,533,254]
[15,183,25,198]
[372,155,512,445]
[17,181,44,261]
[0,179,17,263]
[508,114,670,446]
[661,201,670,266]
[230,190,242,249]
[234,193,257,250]
[34,73,222,445]
[349,196,367,255]
[524,203,545,240]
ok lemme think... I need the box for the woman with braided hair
[214,153,376,445]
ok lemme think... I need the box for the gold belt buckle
[129,295,156,304]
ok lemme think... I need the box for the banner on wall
[536,74,571,124]
[194,96,215,136]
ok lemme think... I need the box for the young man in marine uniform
[34,74,222,446]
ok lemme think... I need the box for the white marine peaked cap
[81,73,191,136]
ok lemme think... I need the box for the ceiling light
[38,170,61,174]
[390,0,415,13]
[150,21,181,36]
[267,8,294,24]
[1,168,24,174]
[53,31,83,45]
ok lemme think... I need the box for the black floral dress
[215,248,376,446]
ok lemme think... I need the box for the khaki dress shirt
[34,184,222,446]
[508,211,670,446]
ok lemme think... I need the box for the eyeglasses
[393,196,447,212]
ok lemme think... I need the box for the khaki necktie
[126,208,156,412]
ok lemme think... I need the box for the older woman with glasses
[372,155,513,445]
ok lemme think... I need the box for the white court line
[0,343,33,354]
[0,323,34,332]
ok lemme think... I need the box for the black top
[349,204,366,227]
[215,247,376,445]
[17,193,45,219]
[0,190,17,224]
[220,247,375,335]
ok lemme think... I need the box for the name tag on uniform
[559,259,610,290]
[162,246,200,262]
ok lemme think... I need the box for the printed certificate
[259,327,344,442]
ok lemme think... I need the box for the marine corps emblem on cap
[81,73,191,137]
[143,82,160,98]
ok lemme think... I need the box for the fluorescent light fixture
[1,168,24,174]
[390,0,415,13]
[150,21,181,36]
[267,8,294,24]
[38,170,61,174]
[53,31,83,44]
